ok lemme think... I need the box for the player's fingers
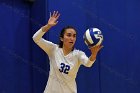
[99,45,104,50]
[54,11,59,18]
[53,11,57,17]
[50,12,52,17]
[96,45,103,53]
[90,45,103,52]
[56,13,60,19]
[101,45,104,48]
[55,21,59,24]
[52,11,56,17]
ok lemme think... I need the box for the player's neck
[62,47,72,56]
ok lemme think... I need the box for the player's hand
[89,45,103,58]
[47,11,60,27]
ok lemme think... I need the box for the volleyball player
[33,11,103,93]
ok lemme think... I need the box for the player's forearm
[85,55,96,67]
[89,55,96,61]
[42,24,52,32]
[32,24,52,42]
[85,57,96,67]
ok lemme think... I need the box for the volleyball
[83,28,103,47]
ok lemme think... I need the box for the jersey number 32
[59,63,70,74]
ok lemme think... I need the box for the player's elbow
[32,35,38,43]
[85,64,93,67]
[85,63,93,67]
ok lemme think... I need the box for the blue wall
[0,0,32,93]
[0,0,140,93]
[30,0,49,93]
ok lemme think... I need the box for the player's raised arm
[33,11,60,42]
[32,11,60,54]
[42,11,60,32]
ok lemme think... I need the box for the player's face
[61,28,76,49]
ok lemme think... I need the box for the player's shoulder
[72,48,85,55]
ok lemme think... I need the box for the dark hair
[59,26,77,50]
